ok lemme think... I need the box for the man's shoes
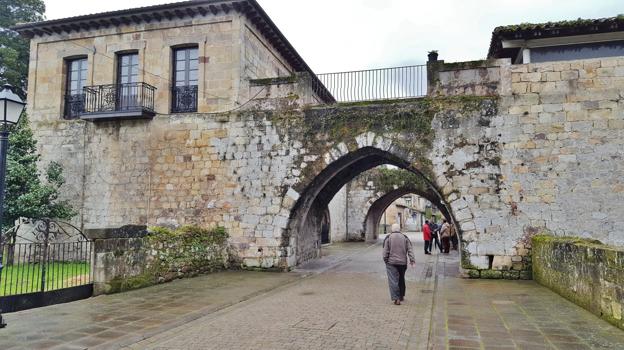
[393,300,401,305]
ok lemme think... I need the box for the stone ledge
[532,235,624,330]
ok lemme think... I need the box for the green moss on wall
[103,226,229,294]
[533,234,624,330]
[480,270,503,279]
[366,167,428,194]
[108,273,156,294]
[249,75,298,86]
[440,60,498,71]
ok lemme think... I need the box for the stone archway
[284,145,464,265]
[363,186,451,242]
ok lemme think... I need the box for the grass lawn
[0,262,91,296]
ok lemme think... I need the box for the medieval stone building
[14,3,624,282]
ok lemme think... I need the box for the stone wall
[429,58,511,96]
[430,56,624,278]
[532,235,624,330]
[33,98,482,268]
[503,57,624,246]
[28,54,624,274]
[93,226,229,295]
[328,185,347,242]
[242,23,291,81]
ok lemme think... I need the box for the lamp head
[0,84,26,126]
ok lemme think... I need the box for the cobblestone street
[1,234,624,349]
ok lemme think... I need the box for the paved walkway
[0,271,300,349]
[431,254,624,349]
[1,234,623,349]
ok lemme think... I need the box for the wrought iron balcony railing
[171,85,198,113]
[76,82,156,121]
[64,94,85,119]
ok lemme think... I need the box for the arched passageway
[363,186,452,242]
[285,146,460,264]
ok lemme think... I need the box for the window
[171,46,198,113]
[118,52,139,85]
[117,52,140,110]
[64,57,87,119]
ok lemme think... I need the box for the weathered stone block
[469,255,490,269]
[492,255,512,270]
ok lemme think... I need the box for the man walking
[422,220,432,255]
[383,224,415,305]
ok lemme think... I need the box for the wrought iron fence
[171,85,198,113]
[83,82,156,115]
[0,219,93,313]
[316,65,427,103]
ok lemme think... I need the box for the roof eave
[12,0,335,102]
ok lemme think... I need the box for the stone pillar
[426,51,444,96]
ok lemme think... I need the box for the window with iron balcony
[171,46,199,113]
[64,57,87,119]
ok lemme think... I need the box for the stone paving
[431,254,624,350]
[1,234,623,349]
[128,236,435,350]
[0,271,299,350]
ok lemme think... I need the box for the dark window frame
[171,46,199,113]
[116,51,139,85]
[115,52,140,111]
[64,56,88,119]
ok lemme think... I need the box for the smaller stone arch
[363,186,451,242]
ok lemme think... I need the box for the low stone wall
[532,235,624,330]
[93,226,229,295]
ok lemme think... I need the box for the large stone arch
[363,186,451,242]
[283,142,465,265]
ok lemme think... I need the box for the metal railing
[64,93,85,119]
[316,65,427,103]
[83,82,156,115]
[171,85,198,113]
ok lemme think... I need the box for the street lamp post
[0,84,26,328]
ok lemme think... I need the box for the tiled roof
[488,15,624,59]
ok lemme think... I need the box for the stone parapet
[93,226,229,295]
[532,235,624,330]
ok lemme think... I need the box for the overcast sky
[43,0,623,73]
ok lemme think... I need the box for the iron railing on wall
[316,65,427,103]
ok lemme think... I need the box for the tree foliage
[4,115,75,231]
[0,0,46,96]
